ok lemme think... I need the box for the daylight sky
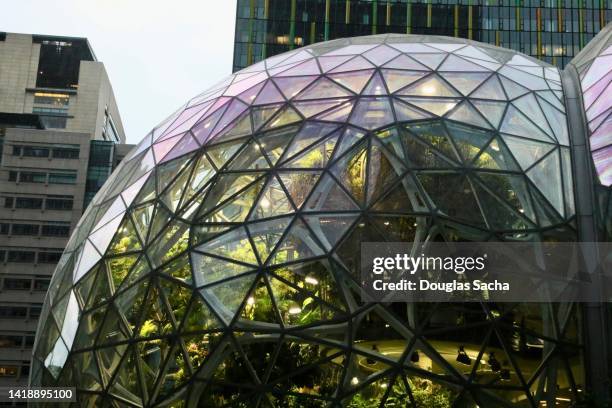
[2,0,237,144]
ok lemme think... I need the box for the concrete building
[0,32,132,385]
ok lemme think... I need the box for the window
[8,171,17,182]
[25,336,35,347]
[0,335,23,348]
[29,306,41,319]
[38,252,61,264]
[39,115,67,129]
[7,251,35,263]
[0,224,8,235]
[3,278,31,291]
[15,197,43,209]
[41,224,70,237]
[4,197,13,208]
[48,172,76,184]
[0,306,27,318]
[45,197,73,210]
[0,365,18,377]
[33,92,70,107]
[11,146,21,156]
[19,171,46,183]
[52,147,79,159]
[33,278,50,291]
[11,224,39,236]
[22,146,50,158]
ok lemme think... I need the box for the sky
[2,0,237,144]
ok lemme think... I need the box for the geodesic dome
[32,34,584,407]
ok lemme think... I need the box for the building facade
[233,0,611,71]
[0,32,132,386]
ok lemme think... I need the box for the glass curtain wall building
[32,28,612,407]
[233,0,611,71]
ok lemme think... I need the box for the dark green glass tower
[233,0,611,71]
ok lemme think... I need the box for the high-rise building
[233,0,611,71]
[0,32,133,386]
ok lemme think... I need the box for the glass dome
[31,35,583,407]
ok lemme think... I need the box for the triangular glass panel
[501,134,555,170]
[334,127,366,159]
[181,295,223,333]
[362,71,388,95]
[439,72,490,95]
[349,97,394,130]
[455,46,498,62]
[262,106,302,130]
[367,140,407,203]
[472,100,507,129]
[330,142,368,204]
[446,101,492,129]
[471,75,507,100]
[275,58,320,76]
[537,90,565,111]
[227,139,269,171]
[380,69,427,93]
[212,112,253,144]
[328,69,374,94]
[304,173,360,212]
[399,128,459,168]
[130,202,154,243]
[473,181,532,230]
[108,349,143,406]
[107,217,142,256]
[257,125,297,164]
[472,137,521,171]
[237,81,266,104]
[239,277,281,325]
[399,97,459,116]
[411,53,446,70]
[191,252,254,288]
[500,105,554,143]
[200,273,257,324]
[89,215,123,256]
[329,55,375,73]
[269,218,325,265]
[251,104,283,130]
[303,214,358,251]
[315,100,354,123]
[530,184,563,227]
[383,54,430,71]
[198,173,264,216]
[317,55,353,72]
[477,172,536,223]
[147,203,173,243]
[513,93,553,137]
[393,98,433,122]
[499,66,548,90]
[146,219,190,268]
[363,44,400,66]
[527,149,564,217]
[282,130,339,168]
[438,54,491,72]
[398,74,460,97]
[407,122,459,162]
[200,180,263,223]
[293,99,347,118]
[247,217,292,263]
[160,162,194,212]
[196,227,259,266]
[498,75,530,99]
[277,171,322,208]
[296,77,353,100]
[417,173,486,226]
[445,121,494,163]
[250,176,295,220]
[272,76,317,99]
[539,98,569,145]
[371,180,417,213]
[156,154,194,195]
[253,80,285,104]
[280,122,339,162]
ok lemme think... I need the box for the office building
[233,0,611,71]
[32,28,612,406]
[0,32,132,385]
